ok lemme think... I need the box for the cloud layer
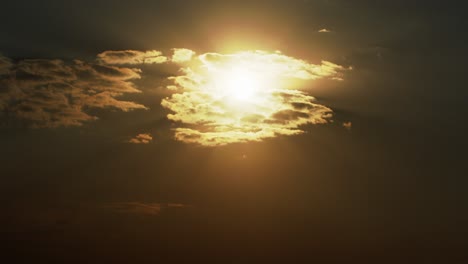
[0,55,147,128]
[162,50,345,146]
[1,49,347,146]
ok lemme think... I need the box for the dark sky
[1,1,468,263]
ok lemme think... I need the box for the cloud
[343,121,352,130]
[0,56,147,128]
[318,28,332,33]
[198,51,345,80]
[171,48,196,63]
[97,50,168,65]
[128,133,152,144]
[161,50,346,146]
[104,202,189,216]
[0,49,348,141]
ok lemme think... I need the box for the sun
[211,66,265,102]
[162,50,344,146]
[224,68,260,100]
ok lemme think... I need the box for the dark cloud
[291,102,315,110]
[269,109,311,123]
[97,50,168,65]
[0,56,147,128]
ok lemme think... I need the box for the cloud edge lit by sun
[161,49,347,146]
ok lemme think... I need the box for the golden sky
[1,1,465,261]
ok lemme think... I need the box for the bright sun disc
[224,68,259,101]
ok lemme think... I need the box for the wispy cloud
[318,28,332,33]
[104,202,190,216]
[128,133,152,144]
[161,50,347,146]
[97,50,168,65]
[0,56,147,128]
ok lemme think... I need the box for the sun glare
[162,50,345,146]
[209,66,269,104]
[223,68,260,101]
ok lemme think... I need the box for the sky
[1,0,467,263]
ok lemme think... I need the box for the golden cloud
[128,133,153,144]
[171,48,196,63]
[162,50,346,146]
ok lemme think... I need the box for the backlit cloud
[1,49,347,142]
[128,133,152,144]
[0,56,147,128]
[318,28,332,33]
[171,48,196,63]
[162,50,346,146]
[97,50,168,65]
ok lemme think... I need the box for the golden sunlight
[162,50,346,146]
[222,67,260,101]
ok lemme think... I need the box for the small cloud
[343,121,352,130]
[104,202,190,216]
[318,28,332,33]
[97,50,168,65]
[171,48,196,63]
[128,133,152,144]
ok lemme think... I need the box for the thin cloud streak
[104,202,190,216]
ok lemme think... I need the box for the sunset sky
[1,1,467,263]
